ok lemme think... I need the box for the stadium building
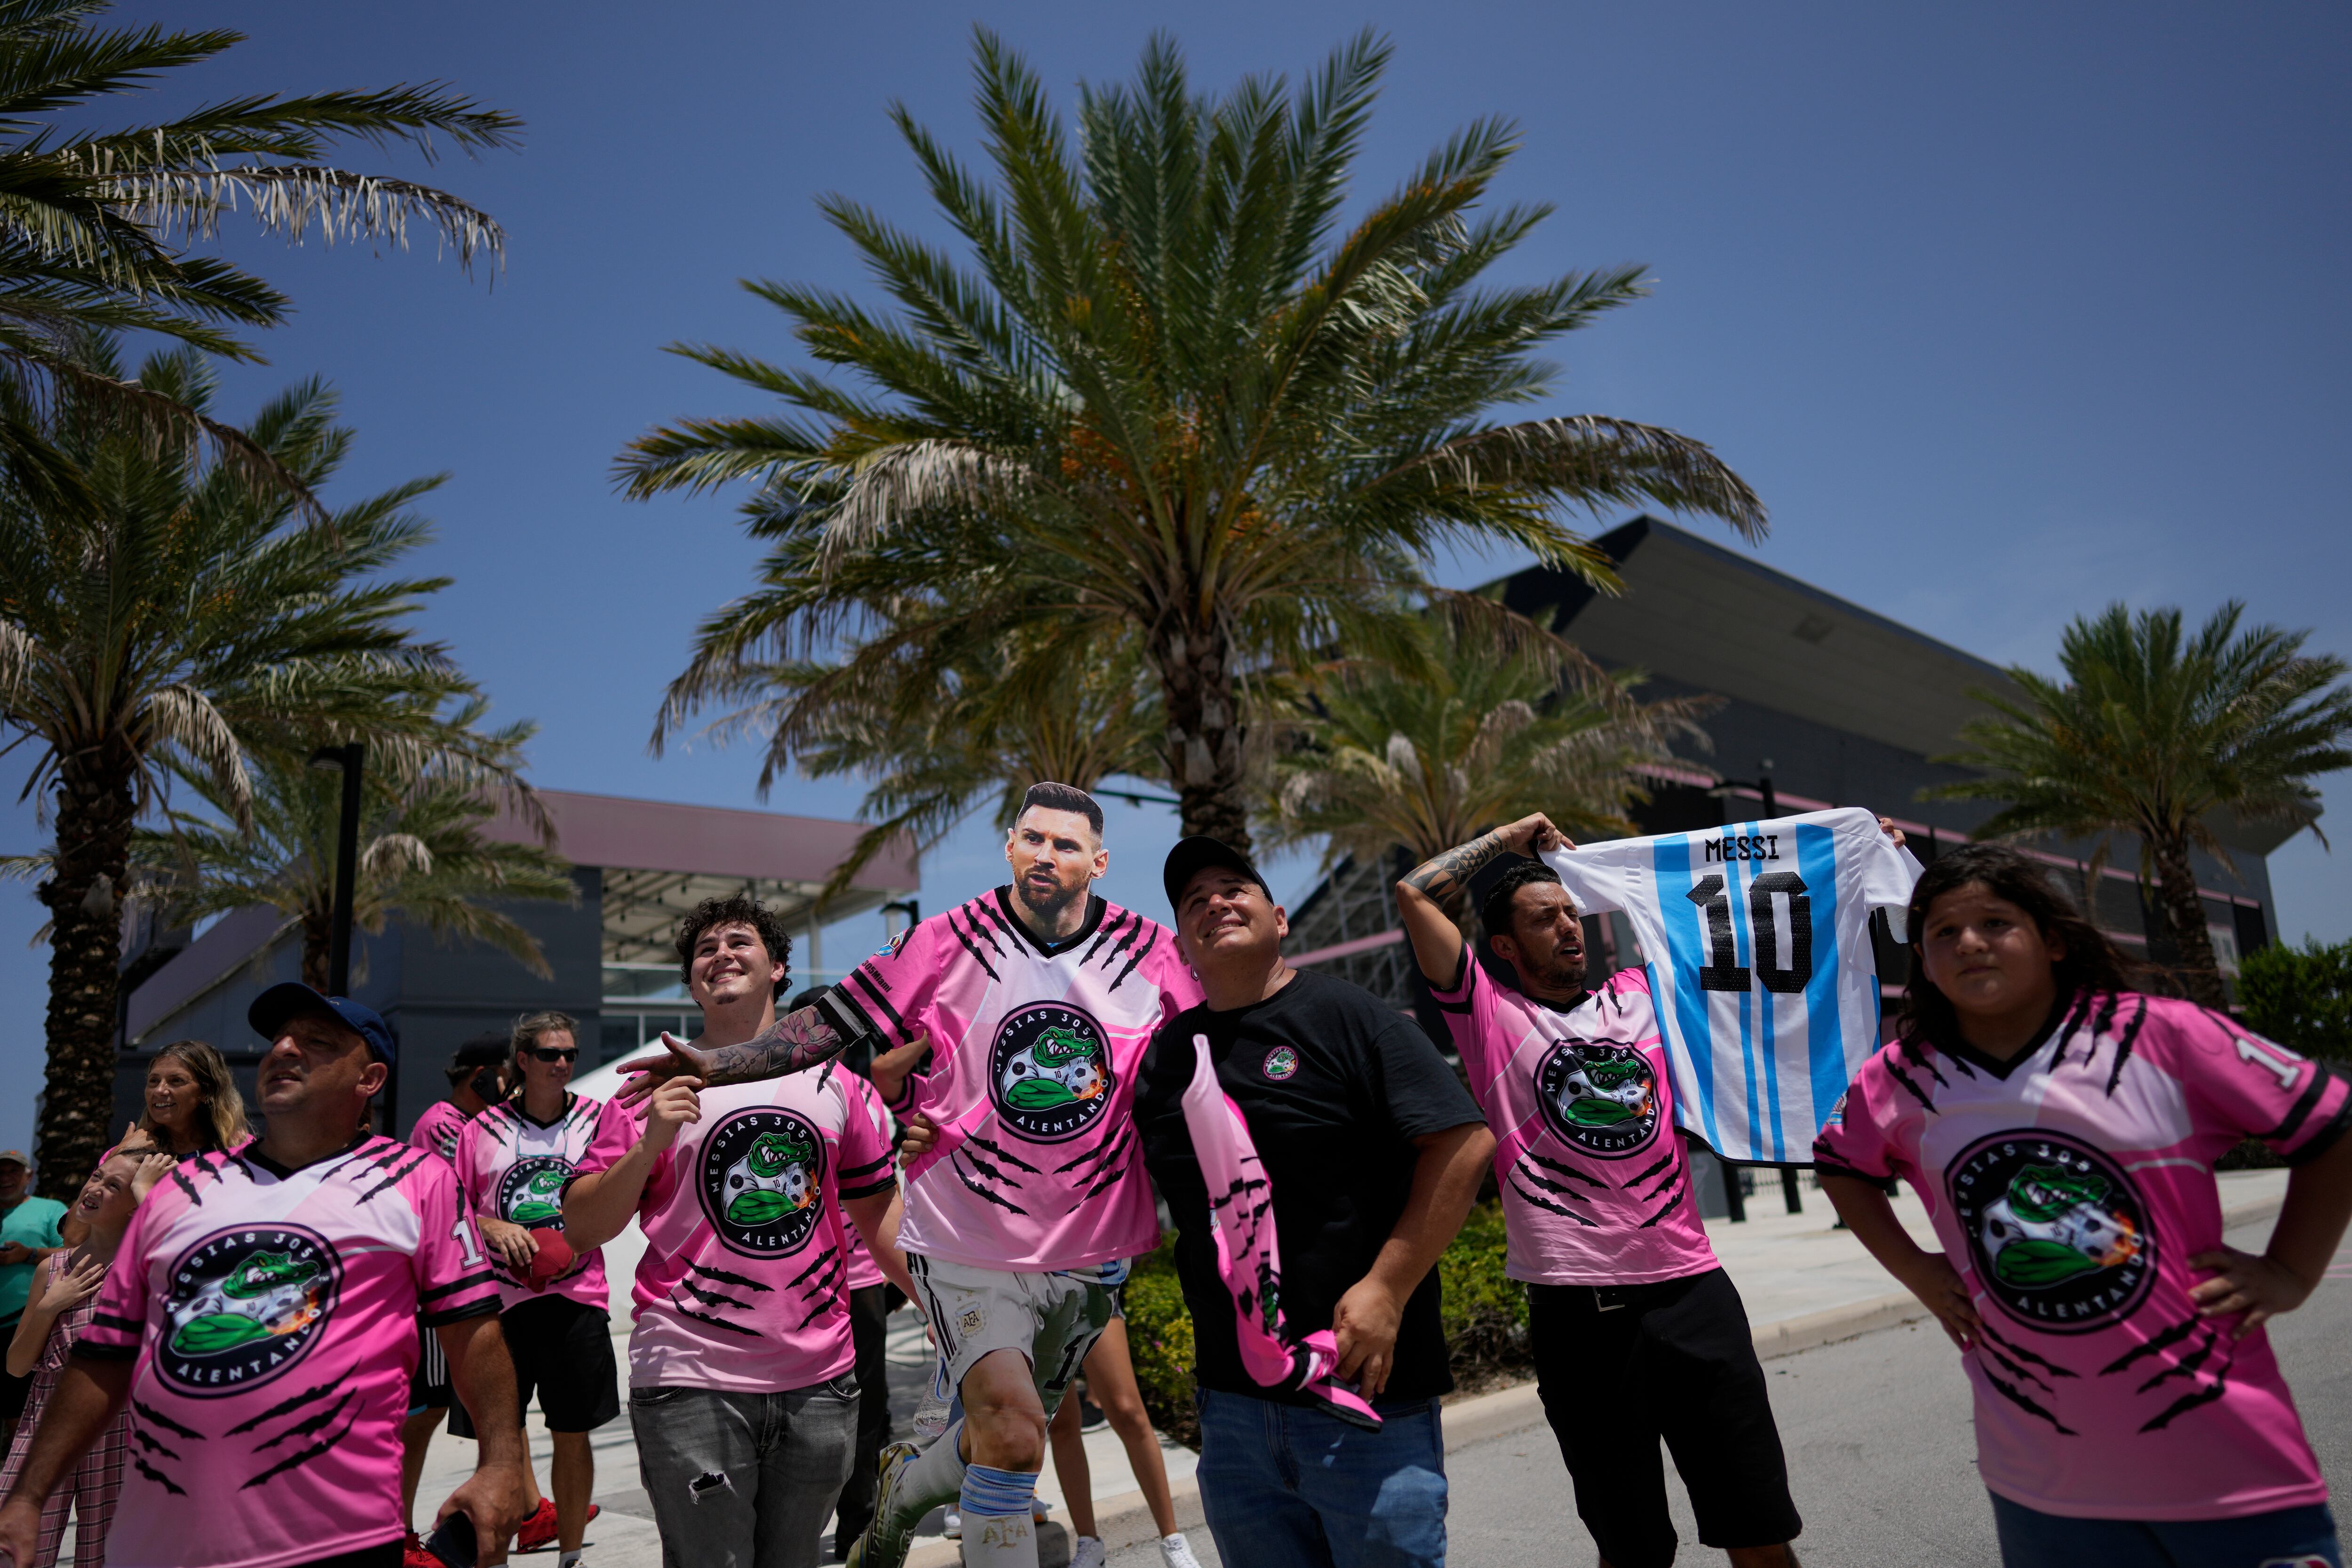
[112,789,919,1135]
[1283,519,2291,1057]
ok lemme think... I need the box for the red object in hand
[524,1227,574,1292]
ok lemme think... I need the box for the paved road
[1112,1220,2352,1567]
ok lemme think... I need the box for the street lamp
[307,743,365,995]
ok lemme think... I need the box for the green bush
[1438,1200,1533,1389]
[1122,1244,1200,1449]
[1120,1202,1529,1449]
[2239,939,2352,1062]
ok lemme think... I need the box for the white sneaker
[942,1512,960,1540]
[1070,1537,1108,1568]
[1159,1533,1205,1568]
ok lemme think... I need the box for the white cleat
[1069,1537,1108,1568]
[1159,1532,1206,1568]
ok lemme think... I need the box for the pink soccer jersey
[818,891,1202,1273]
[453,1093,634,1313]
[604,1061,896,1393]
[1431,960,1716,1285]
[408,1098,470,1162]
[73,1137,500,1568]
[835,1071,896,1291]
[1814,992,2352,1520]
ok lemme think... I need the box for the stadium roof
[1494,517,2303,856]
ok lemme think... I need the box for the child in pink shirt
[1820,845,2352,1568]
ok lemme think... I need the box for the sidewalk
[413,1166,2293,1566]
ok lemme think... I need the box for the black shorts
[1528,1267,1801,1568]
[448,1295,619,1437]
[409,1318,453,1413]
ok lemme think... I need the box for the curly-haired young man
[565,896,918,1568]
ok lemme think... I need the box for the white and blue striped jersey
[1542,808,1920,1164]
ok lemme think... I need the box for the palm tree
[134,711,574,989]
[618,28,1764,853]
[0,0,517,501]
[1267,610,1716,932]
[1933,602,2352,1008]
[675,615,1165,899]
[0,343,530,1193]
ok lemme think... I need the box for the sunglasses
[525,1047,580,1063]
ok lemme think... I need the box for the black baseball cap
[249,982,397,1065]
[1163,836,1270,915]
[451,1032,509,1070]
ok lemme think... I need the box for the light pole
[309,741,377,1126]
[308,743,365,995]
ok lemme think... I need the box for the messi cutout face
[690,923,786,1011]
[1492,880,1589,998]
[1005,805,1107,923]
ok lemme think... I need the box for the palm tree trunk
[2149,833,2228,1010]
[33,758,135,1201]
[301,912,333,992]
[1151,616,1253,852]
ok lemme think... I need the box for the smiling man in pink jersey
[568,895,917,1568]
[617,783,1202,1568]
[1398,814,1805,1568]
[0,982,528,1568]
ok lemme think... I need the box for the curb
[906,1194,2290,1563]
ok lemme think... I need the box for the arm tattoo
[704,1004,854,1086]
[1403,829,1514,907]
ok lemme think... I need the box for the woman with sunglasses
[448,1011,636,1568]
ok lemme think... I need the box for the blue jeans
[1990,1492,2341,1568]
[1195,1388,1448,1568]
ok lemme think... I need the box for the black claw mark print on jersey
[786,1245,847,1330]
[667,1260,772,1339]
[127,1395,203,1496]
[2098,1313,2237,1435]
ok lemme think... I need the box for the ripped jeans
[629,1376,861,1568]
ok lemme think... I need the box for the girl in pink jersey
[1819,844,2352,1568]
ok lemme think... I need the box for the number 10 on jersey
[1687,872,1815,995]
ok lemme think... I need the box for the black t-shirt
[1135,968,1486,1405]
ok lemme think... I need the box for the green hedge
[1124,1201,1528,1450]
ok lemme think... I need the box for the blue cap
[248,982,396,1065]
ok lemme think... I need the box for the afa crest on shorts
[1948,1131,2154,1334]
[1534,1039,1661,1157]
[158,1225,341,1396]
[699,1108,826,1258]
[988,1003,1113,1143]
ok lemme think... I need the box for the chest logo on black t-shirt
[158,1225,341,1397]
[1534,1039,1661,1157]
[989,1003,1113,1143]
[1261,1046,1300,1081]
[1949,1132,2153,1334]
[698,1108,826,1258]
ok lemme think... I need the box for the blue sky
[4,1,2349,1156]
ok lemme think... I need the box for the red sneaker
[401,1532,443,1568]
[513,1500,600,1553]
[515,1500,560,1552]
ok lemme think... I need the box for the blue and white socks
[958,1464,1040,1566]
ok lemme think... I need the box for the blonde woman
[129,1041,248,1158]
